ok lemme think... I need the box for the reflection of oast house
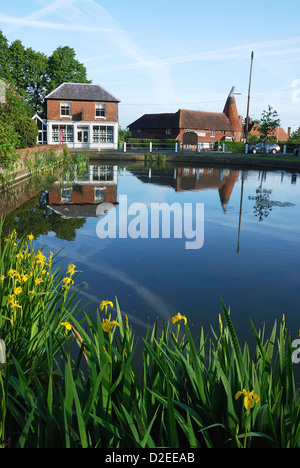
[133,167,239,213]
[47,166,118,218]
[175,168,239,213]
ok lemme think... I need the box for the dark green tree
[0,30,12,82]
[8,40,28,93]
[25,48,49,115]
[47,46,90,94]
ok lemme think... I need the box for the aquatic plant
[1,221,300,448]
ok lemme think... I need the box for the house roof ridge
[45,82,120,102]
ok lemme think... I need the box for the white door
[77,127,89,147]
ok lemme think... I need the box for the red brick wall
[47,100,119,122]
[48,184,117,205]
[178,129,231,142]
[130,128,232,142]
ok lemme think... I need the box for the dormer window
[60,102,71,117]
[95,103,106,118]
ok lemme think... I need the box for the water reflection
[47,165,118,219]
[133,167,239,213]
[1,163,300,360]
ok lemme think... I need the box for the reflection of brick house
[48,166,118,218]
[45,83,120,150]
[128,87,243,147]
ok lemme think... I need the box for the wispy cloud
[0,14,124,33]
[2,0,174,103]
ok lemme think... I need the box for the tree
[0,85,32,123]
[259,105,281,142]
[25,48,49,116]
[290,127,300,143]
[0,30,12,83]
[8,40,28,94]
[47,46,90,94]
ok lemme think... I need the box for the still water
[2,162,300,349]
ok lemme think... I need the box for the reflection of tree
[2,190,86,241]
[249,186,273,222]
[248,171,295,222]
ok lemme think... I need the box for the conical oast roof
[223,86,242,133]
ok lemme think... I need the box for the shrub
[13,116,39,149]
[0,121,20,172]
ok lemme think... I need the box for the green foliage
[46,46,91,95]
[1,225,300,448]
[290,127,300,143]
[0,30,90,118]
[0,122,20,172]
[259,105,281,142]
[118,126,132,142]
[13,116,39,149]
[214,141,246,151]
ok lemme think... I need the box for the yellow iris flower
[172,313,187,325]
[100,300,114,311]
[67,264,76,275]
[60,321,73,331]
[235,389,260,410]
[102,319,120,332]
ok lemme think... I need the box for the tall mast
[245,51,254,141]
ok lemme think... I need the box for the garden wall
[12,144,69,182]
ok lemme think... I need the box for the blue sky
[1,0,300,132]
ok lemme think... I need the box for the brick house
[45,82,120,150]
[128,87,243,148]
[245,119,290,142]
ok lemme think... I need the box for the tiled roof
[248,123,290,141]
[128,111,180,129]
[179,109,233,131]
[128,109,233,132]
[45,82,120,102]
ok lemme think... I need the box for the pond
[1,161,300,356]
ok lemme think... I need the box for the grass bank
[83,150,300,171]
[1,223,300,448]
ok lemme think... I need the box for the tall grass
[1,222,300,447]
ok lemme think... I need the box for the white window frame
[166,128,171,135]
[95,187,106,202]
[210,130,215,138]
[95,103,106,118]
[60,102,71,118]
[52,124,74,143]
[93,125,114,143]
[61,188,72,203]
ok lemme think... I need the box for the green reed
[1,222,300,448]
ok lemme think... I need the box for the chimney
[288,127,291,138]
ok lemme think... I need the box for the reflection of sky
[34,166,300,359]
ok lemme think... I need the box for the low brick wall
[12,144,69,181]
